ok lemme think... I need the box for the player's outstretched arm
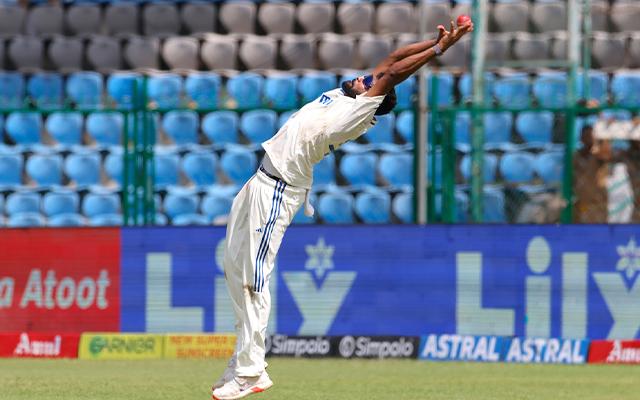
[366,20,473,98]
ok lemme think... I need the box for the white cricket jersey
[262,88,386,189]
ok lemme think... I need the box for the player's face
[344,75,373,96]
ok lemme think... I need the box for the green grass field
[0,358,638,400]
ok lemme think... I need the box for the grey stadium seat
[592,32,627,69]
[239,35,277,70]
[438,36,470,69]
[181,2,215,34]
[201,34,238,70]
[425,2,451,35]
[610,0,640,33]
[485,33,512,64]
[105,3,139,36]
[66,4,102,36]
[25,4,64,37]
[630,33,640,68]
[531,0,567,32]
[219,1,256,34]
[356,34,392,70]
[394,33,418,50]
[48,36,84,73]
[318,33,355,70]
[8,35,43,72]
[492,0,528,33]
[550,31,567,61]
[0,40,4,69]
[337,2,374,34]
[590,1,609,32]
[143,3,180,37]
[376,1,416,34]
[280,34,316,70]
[0,5,26,38]
[87,35,122,73]
[297,1,335,34]
[124,36,160,70]
[163,36,199,70]
[258,2,295,34]
[512,32,549,61]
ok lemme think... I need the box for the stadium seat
[124,36,160,70]
[280,34,316,70]
[66,3,102,36]
[484,112,513,145]
[337,1,374,34]
[164,191,198,219]
[258,1,295,34]
[278,110,297,130]
[172,213,210,226]
[107,72,143,109]
[499,151,535,183]
[577,70,609,104]
[264,74,298,110]
[0,71,25,108]
[592,32,627,70]
[83,191,119,218]
[154,150,180,189]
[87,112,123,147]
[534,150,564,185]
[610,0,640,32]
[531,0,566,32]
[105,3,138,36]
[202,111,239,146]
[318,33,356,69]
[46,112,83,148]
[395,76,415,110]
[297,1,335,34]
[240,109,278,144]
[339,152,377,187]
[426,72,454,107]
[143,2,180,36]
[88,213,122,227]
[364,113,395,146]
[227,72,264,109]
[181,2,216,34]
[357,34,392,69]
[26,4,63,36]
[182,151,217,188]
[533,72,567,108]
[494,73,530,108]
[162,36,199,70]
[438,36,471,69]
[8,212,45,228]
[201,193,233,222]
[379,152,412,187]
[104,148,123,185]
[162,110,199,146]
[630,33,640,68]
[492,0,529,32]
[6,191,40,215]
[298,72,337,104]
[0,152,22,189]
[6,112,42,148]
[8,35,44,72]
[26,153,63,187]
[219,1,256,34]
[87,35,122,73]
[48,36,83,73]
[460,153,499,184]
[27,73,63,109]
[185,72,221,109]
[66,72,103,109]
[220,146,257,185]
[513,33,549,61]
[201,34,238,70]
[65,151,101,187]
[396,110,414,144]
[148,73,183,109]
[48,213,85,227]
[354,189,391,224]
[313,152,336,188]
[484,33,511,65]
[611,71,640,107]
[589,0,609,32]
[0,4,26,37]
[43,190,79,217]
[516,111,554,145]
[392,191,413,223]
[317,191,354,224]
[454,111,471,147]
[376,1,415,34]
[483,186,506,223]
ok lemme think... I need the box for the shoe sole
[212,381,273,400]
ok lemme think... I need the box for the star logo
[305,237,335,280]
[616,237,640,279]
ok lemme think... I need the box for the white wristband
[434,43,443,56]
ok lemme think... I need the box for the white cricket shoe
[211,371,273,400]
[212,355,237,390]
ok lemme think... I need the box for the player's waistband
[259,164,287,185]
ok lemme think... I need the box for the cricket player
[212,19,474,400]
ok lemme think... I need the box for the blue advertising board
[120,225,640,339]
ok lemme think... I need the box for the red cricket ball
[457,15,471,26]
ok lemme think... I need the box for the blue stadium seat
[185,72,221,108]
[104,149,123,185]
[577,70,608,105]
[313,152,336,188]
[8,212,45,228]
[318,191,354,224]
[172,213,210,226]
[48,213,85,227]
[82,192,119,218]
[66,71,103,109]
[26,153,62,187]
[154,150,180,189]
[483,186,506,223]
[534,150,564,184]
[516,111,553,145]
[6,112,42,148]
[426,71,454,107]
[164,191,198,219]
[162,110,199,146]
[154,213,168,226]
[339,152,377,187]
[0,152,22,189]
[6,191,40,215]
[533,72,567,108]
[392,191,413,223]
[354,189,391,223]
[202,111,240,146]
[107,72,143,109]
[46,112,83,147]
[435,189,470,223]
[396,110,414,143]
[611,72,640,107]
[394,76,415,110]
[0,71,25,108]
[88,214,123,227]
[364,113,395,145]
[86,112,123,147]
[220,146,257,185]
[484,112,513,145]
[264,74,298,109]
[226,72,264,109]
[298,71,337,103]
[27,73,63,109]
[145,73,182,109]
[379,152,412,187]
[494,73,530,108]
[499,151,536,183]
[182,151,217,187]
[459,72,495,104]
[278,109,297,129]
[240,109,277,144]
[460,153,499,184]
[455,111,471,146]
[201,193,233,222]
[65,151,101,187]
[43,190,79,217]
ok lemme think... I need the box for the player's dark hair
[375,88,397,116]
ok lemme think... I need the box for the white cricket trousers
[222,169,304,377]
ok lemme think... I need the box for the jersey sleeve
[323,94,386,145]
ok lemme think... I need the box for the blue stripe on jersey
[254,180,283,291]
[256,181,286,292]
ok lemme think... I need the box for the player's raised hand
[437,19,474,52]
